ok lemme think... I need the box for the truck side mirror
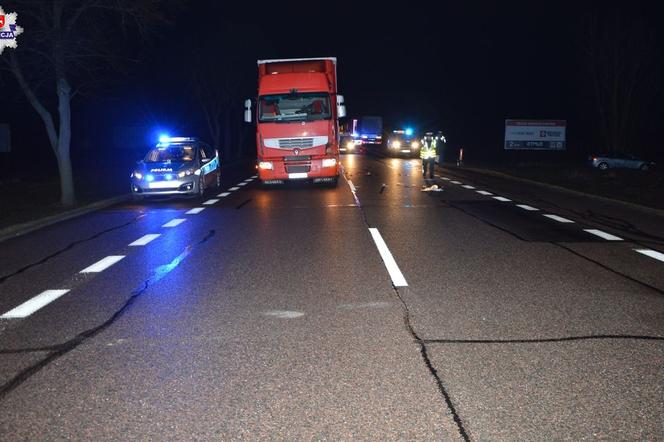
[244,99,252,123]
[337,95,346,118]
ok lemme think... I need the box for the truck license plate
[288,173,308,179]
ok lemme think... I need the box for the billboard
[504,119,566,150]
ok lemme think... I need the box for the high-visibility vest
[420,139,437,159]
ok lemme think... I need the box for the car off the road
[589,152,655,171]
[131,137,221,199]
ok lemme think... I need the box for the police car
[131,137,221,199]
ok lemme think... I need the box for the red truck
[244,58,346,185]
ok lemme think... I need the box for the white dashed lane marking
[462,185,476,189]
[516,204,539,211]
[129,234,161,246]
[476,190,493,196]
[186,207,206,214]
[493,196,512,202]
[238,182,247,187]
[634,249,664,263]
[162,218,186,228]
[450,180,462,184]
[368,228,408,287]
[80,255,125,273]
[203,199,219,205]
[229,187,240,191]
[441,177,450,181]
[584,229,623,241]
[217,192,231,197]
[1,290,71,319]
[251,175,258,179]
[543,214,574,223]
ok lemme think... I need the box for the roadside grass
[460,162,664,210]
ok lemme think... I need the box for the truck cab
[245,58,346,185]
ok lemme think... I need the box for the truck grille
[278,138,314,148]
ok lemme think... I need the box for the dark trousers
[422,157,435,178]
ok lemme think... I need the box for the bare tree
[584,7,658,155]
[3,0,167,206]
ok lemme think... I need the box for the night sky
[2,1,663,167]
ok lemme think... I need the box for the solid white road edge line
[493,196,512,202]
[543,214,574,223]
[162,218,186,228]
[80,255,126,273]
[186,207,206,214]
[217,192,231,197]
[462,185,476,189]
[634,249,664,263]
[348,180,357,193]
[516,204,539,211]
[368,228,408,287]
[229,186,240,191]
[1,289,71,319]
[203,199,220,205]
[476,190,493,196]
[129,234,161,246]
[584,229,623,241]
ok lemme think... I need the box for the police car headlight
[346,141,355,150]
[411,141,420,149]
[392,141,401,149]
[178,169,194,178]
[133,171,143,180]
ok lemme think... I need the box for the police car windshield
[144,145,195,163]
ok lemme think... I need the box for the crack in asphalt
[421,334,664,344]
[343,166,471,442]
[235,198,252,210]
[0,229,215,401]
[0,214,145,285]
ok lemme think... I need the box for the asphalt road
[1,153,663,440]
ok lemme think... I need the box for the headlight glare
[322,158,337,168]
[259,161,273,170]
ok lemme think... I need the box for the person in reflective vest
[420,134,437,179]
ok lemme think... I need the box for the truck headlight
[259,161,273,170]
[133,171,143,180]
[322,158,337,168]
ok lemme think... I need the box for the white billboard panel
[504,119,566,150]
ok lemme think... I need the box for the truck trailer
[244,58,346,185]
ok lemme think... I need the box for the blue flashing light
[405,127,414,136]
[146,174,155,182]
[165,174,173,180]
[159,134,170,143]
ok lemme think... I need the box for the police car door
[199,143,217,185]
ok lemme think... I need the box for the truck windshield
[144,145,196,163]
[259,93,331,122]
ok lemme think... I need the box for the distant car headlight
[346,141,355,150]
[392,140,401,149]
[322,158,337,168]
[411,141,420,149]
[133,171,143,180]
[259,161,273,170]
[178,169,195,178]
